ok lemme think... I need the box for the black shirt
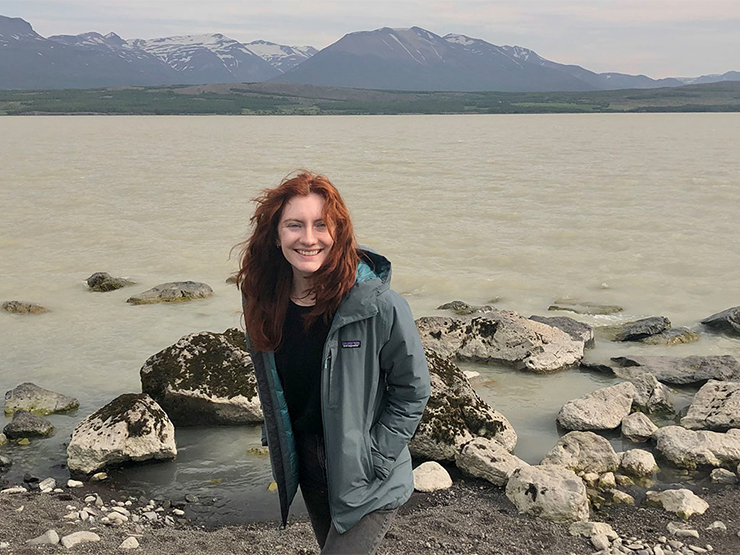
[274,301,330,435]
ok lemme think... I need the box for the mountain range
[1,15,738,92]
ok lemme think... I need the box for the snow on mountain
[245,40,317,73]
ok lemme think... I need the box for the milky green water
[1,114,739,522]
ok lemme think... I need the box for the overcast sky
[4,0,738,78]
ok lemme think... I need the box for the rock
[1,486,27,494]
[455,437,529,486]
[91,472,108,482]
[120,537,140,549]
[184,494,198,503]
[615,474,634,487]
[667,522,700,537]
[701,306,740,337]
[1,301,49,314]
[598,472,616,489]
[548,299,623,315]
[85,272,135,292]
[248,446,269,456]
[622,412,659,442]
[67,393,177,475]
[568,521,618,540]
[140,328,261,425]
[505,464,589,523]
[646,489,709,519]
[225,275,237,285]
[0,454,11,470]
[4,382,79,416]
[541,431,620,474]
[38,477,56,492]
[620,449,659,477]
[556,382,636,431]
[126,281,213,305]
[528,315,595,348]
[409,350,517,461]
[653,426,740,469]
[60,531,101,549]
[67,479,83,488]
[2,409,53,439]
[681,380,740,431]
[610,356,740,385]
[463,371,479,379]
[642,327,701,346]
[591,534,611,551]
[0,433,6,446]
[611,490,635,504]
[709,468,737,484]
[26,529,59,545]
[412,461,453,492]
[705,521,726,531]
[416,312,584,374]
[629,374,675,414]
[614,317,672,341]
[437,300,493,315]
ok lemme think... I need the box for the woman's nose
[302,226,315,244]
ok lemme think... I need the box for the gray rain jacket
[245,249,430,533]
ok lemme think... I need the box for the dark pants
[295,432,396,555]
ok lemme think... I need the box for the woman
[237,171,430,554]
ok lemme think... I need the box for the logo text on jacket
[341,340,361,348]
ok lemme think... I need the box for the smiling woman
[234,171,430,554]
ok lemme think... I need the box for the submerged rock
[610,355,740,385]
[681,380,740,431]
[529,315,595,348]
[652,426,740,469]
[1,301,48,314]
[4,382,79,416]
[701,306,740,337]
[613,317,671,341]
[541,431,620,474]
[140,328,261,426]
[67,393,176,475]
[506,465,589,523]
[416,311,584,373]
[2,410,53,439]
[556,382,636,431]
[548,299,623,315]
[436,300,494,315]
[85,272,135,292]
[641,327,700,346]
[409,350,517,462]
[126,281,213,305]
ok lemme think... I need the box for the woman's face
[277,193,334,279]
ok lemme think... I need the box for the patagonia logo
[341,340,361,349]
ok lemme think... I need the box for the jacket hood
[332,247,391,329]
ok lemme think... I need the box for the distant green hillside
[1,81,739,115]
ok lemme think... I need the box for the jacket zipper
[321,341,336,524]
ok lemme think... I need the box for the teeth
[297,249,320,256]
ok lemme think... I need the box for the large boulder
[67,394,176,475]
[556,382,636,431]
[409,350,516,462]
[701,306,740,337]
[645,489,709,519]
[628,374,674,414]
[541,431,620,474]
[505,465,590,523]
[2,410,53,439]
[126,281,213,305]
[455,437,529,486]
[610,355,740,385]
[613,317,671,342]
[652,426,740,469]
[528,315,595,348]
[85,272,135,292]
[681,380,740,431]
[4,382,79,416]
[1,301,48,314]
[140,328,261,426]
[416,312,584,373]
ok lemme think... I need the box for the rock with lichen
[140,328,261,426]
[4,382,79,416]
[409,349,516,462]
[2,410,53,439]
[2,301,48,314]
[85,272,135,292]
[67,393,176,475]
[126,281,213,305]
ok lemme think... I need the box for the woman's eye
[315,222,327,230]
[287,223,301,229]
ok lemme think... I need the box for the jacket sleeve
[370,291,431,479]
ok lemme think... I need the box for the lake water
[1,114,739,524]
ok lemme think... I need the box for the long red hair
[236,171,359,351]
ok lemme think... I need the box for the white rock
[413,461,453,492]
[598,472,616,489]
[60,531,101,549]
[610,489,635,504]
[653,426,740,469]
[26,529,60,545]
[705,521,726,531]
[63,511,79,520]
[120,537,140,549]
[557,382,636,431]
[84,495,96,504]
[682,380,740,431]
[541,431,620,473]
[709,468,737,484]
[91,472,108,482]
[455,437,529,486]
[621,412,659,442]
[463,371,480,379]
[568,521,618,540]
[505,465,589,523]
[0,486,27,494]
[38,477,56,491]
[79,509,89,521]
[67,479,84,488]
[647,489,709,519]
[53,488,63,493]
[0,542,9,549]
[591,534,610,551]
[111,506,130,516]
[620,449,660,477]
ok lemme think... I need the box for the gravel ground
[2,476,740,555]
